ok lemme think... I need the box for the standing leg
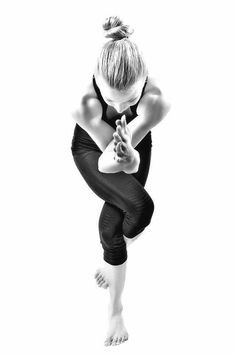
[72,145,153,346]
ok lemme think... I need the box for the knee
[135,195,155,225]
[124,195,154,238]
[146,196,155,219]
[98,223,127,266]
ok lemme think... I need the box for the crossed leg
[72,143,153,346]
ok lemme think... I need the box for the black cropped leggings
[72,145,154,266]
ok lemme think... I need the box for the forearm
[98,148,140,174]
[123,149,140,174]
[72,109,116,153]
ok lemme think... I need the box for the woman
[71,16,170,346]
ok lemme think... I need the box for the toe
[101,282,108,289]
[104,337,113,346]
[97,277,103,282]
[99,275,105,281]
[94,269,101,278]
[111,337,118,345]
[117,337,123,344]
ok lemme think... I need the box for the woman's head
[94,16,148,113]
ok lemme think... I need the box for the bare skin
[72,72,170,346]
[94,231,143,346]
[88,73,169,346]
[94,116,144,346]
[94,232,143,289]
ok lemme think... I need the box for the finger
[122,115,129,135]
[119,142,127,156]
[121,115,129,137]
[117,141,124,153]
[113,132,119,140]
[115,119,122,127]
[118,115,126,130]
[116,156,126,163]
[116,142,124,157]
[121,115,127,129]
[116,124,124,137]
[114,154,124,163]
[116,127,125,142]
[117,126,127,142]
[120,115,124,132]
[120,142,127,154]
[114,147,126,162]
[113,132,122,143]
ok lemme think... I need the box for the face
[95,73,146,113]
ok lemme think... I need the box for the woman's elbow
[160,98,171,121]
[153,96,171,126]
[98,155,109,173]
[98,156,104,173]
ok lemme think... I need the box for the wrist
[123,148,140,174]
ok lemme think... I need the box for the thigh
[72,149,152,214]
[98,201,124,236]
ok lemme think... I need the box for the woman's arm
[72,92,171,174]
[72,96,116,153]
[98,142,140,174]
[98,94,171,173]
[127,93,171,148]
[72,95,141,174]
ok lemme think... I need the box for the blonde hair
[96,16,148,91]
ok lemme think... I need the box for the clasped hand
[113,115,134,163]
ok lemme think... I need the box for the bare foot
[94,267,109,289]
[104,305,129,346]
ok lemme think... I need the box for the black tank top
[92,74,148,129]
[71,75,152,153]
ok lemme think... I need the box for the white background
[0,0,235,353]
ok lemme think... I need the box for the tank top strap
[92,75,108,109]
[92,74,148,121]
[130,76,148,116]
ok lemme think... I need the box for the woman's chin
[115,107,129,114]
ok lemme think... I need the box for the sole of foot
[94,268,109,289]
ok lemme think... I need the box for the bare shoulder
[144,75,163,96]
[79,78,101,106]
[137,75,171,124]
[72,77,103,123]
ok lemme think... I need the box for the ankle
[108,302,123,316]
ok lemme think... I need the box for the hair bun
[103,16,134,40]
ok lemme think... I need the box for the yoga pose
[71,15,170,346]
